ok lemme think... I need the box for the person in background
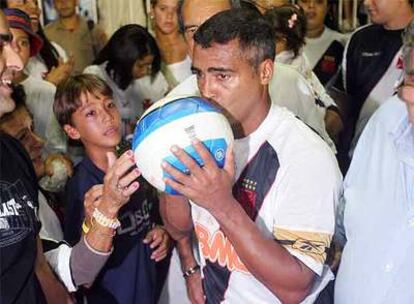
[1,0,74,85]
[264,4,343,144]
[334,19,414,304]
[45,0,106,74]
[84,24,168,138]
[150,0,191,88]
[334,0,414,169]
[298,0,347,87]
[55,74,171,304]
[5,8,67,153]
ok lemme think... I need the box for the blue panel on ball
[162,138,228,195]
[132,96,221,151]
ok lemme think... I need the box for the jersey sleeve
[272,145,342,275]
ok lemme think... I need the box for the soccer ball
[132,95,234,195]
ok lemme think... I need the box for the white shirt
[25,42,68,81]
[191,103,342,303]
[21,75,67,153]
[304,27,347,70]
[335,96,414,303]
[166,55,192,84]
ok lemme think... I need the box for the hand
[45,56,74,86]
[100,150,140,217]
[324,108,343,142]
[143,225,172,261]
[162,140,235,212]
[84,184,103,223]
[185,271,205,304]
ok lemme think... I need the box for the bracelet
[92,208,121,229]
[90,217,117,237]
[183,264,200,278]
[82,220,90,234]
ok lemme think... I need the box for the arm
[35,237,73,304]
[159,193,205,304]
[163,141,338,303]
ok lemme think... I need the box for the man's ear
[63,124,81,140]
[259,58,274,85]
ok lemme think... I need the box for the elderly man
[334,20,414,304]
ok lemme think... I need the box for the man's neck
[384,8,414,30]
[85,145,116,173]
[306,26,325,39]
[60,14,80,31]
[235,93,271,139]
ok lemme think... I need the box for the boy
[54,74,170,304]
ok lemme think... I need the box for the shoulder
[325,27,348,46]
[366,95,407,131]
[348,24,381,44]
[268,106,338,173]
[166,74,199,98]
[44,20,59,32]
[66,159,97,197]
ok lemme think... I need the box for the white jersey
[304,27,347,70]
[21,75,67,153]
[191,103,342,303]
[25,42,68,81]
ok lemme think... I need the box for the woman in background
[150,0,191,87]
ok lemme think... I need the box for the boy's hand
[100,150,140,217]
[143,225,172,262]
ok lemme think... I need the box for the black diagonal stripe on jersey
[313,40,344,86]
[233,141,279,221]
[202,141,279,303]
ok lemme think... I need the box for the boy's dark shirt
[64,156,158,304]
[0,134,45,304]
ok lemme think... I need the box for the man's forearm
[160,193,193,241]
[210,200,315,303]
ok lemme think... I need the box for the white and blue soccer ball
[132,95,234,195]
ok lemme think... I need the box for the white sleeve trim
[44,243,77,292]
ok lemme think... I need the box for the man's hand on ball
[100,150,140,217]
[162,139,235,211]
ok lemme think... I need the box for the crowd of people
[0,0,413,304]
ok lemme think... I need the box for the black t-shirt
[0,134,45,304]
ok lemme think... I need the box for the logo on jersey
[195,223,249,274]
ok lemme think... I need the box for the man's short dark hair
[53,74,113,127]
[177,0,242,33]
[193,8,275,70]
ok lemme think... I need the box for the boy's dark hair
[94,24,160,90]
[54,74,113,127]
[193,8,275,70]
[264,5,306,57]
[177,0,242,33]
